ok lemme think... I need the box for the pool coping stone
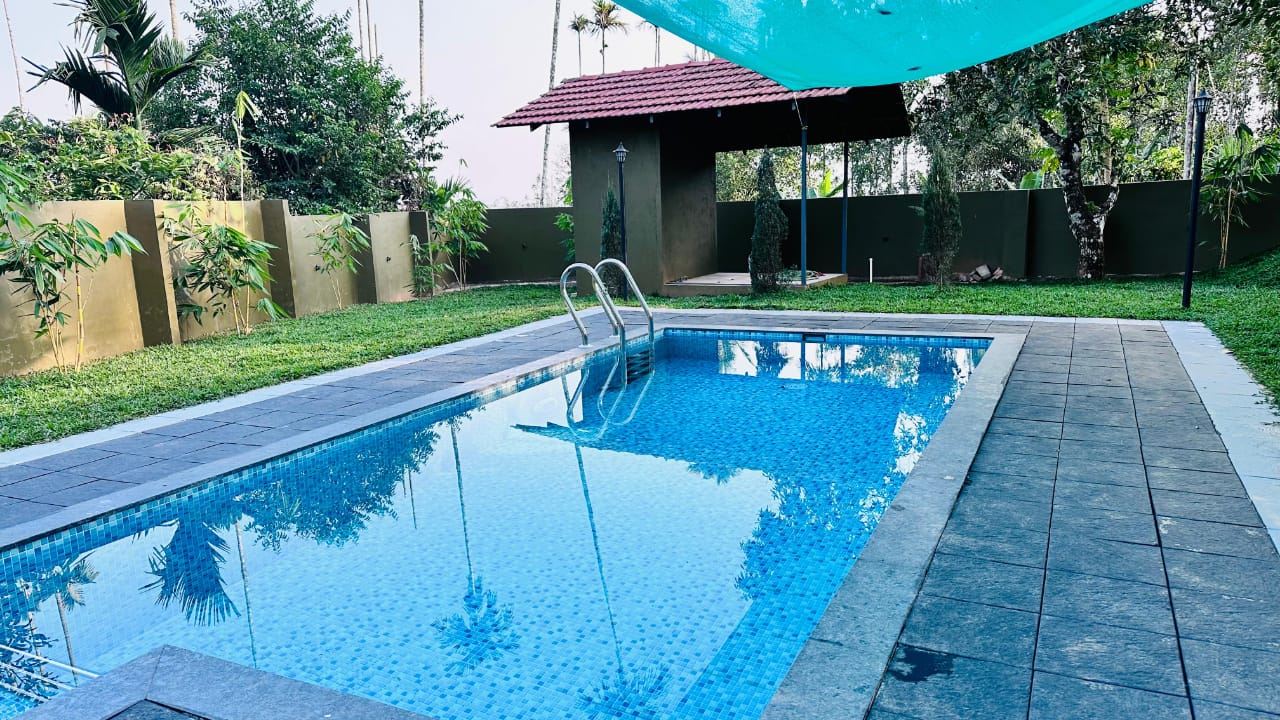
[18,645,432,720]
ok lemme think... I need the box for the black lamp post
[614,142,629,299]
[1182,90,1212,309]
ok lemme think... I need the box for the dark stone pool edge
[18,645,429,720]
[760,330,1025,720]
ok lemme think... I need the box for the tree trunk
[540,0,562,206]
[356,0,364,60]
[601,32,606,74]
[2,0,22,113]
[418,0,425,103]
[169,0,180,39]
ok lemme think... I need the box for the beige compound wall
[0,201,144,375]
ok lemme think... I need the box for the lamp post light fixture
[614,142,629,299]
[1182,90,1212,309]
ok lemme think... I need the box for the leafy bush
[555,178,574,262]
[426,180,489,290]
[750,152,786,293]
[0,112,249,202]
[312,213,370,308]
[599,189,624,295]
[920,148,963,289]
[163,204,284,334]
[0,160,144,371]
[1202,124,1280,269]
[147,0,458,214]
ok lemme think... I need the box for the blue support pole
[841,140,849,276]
[800,124,808,287]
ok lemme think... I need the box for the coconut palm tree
[142,513,240,626]
[560,377,671,718]
[641,20,660,66]
[28,0,206,130]
[569,14,590,76]
[417,0,425,102]
[40,557,98,683]
[432,419,519,674]
[1,0,22,112]
[589,1,626,74]
[539,0,563,206]
[168,0,178,39]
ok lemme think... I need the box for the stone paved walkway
[2,310,1277,720]
[869,320,1280,719]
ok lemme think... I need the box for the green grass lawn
[2,252,1276,450]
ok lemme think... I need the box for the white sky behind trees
[0,0,702,206]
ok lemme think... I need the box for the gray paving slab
[919,554,1043,612]
[899,595,1038,667]
[1151,489,1264,527]
[1029,673,1192,720]
[1034,615,1186,695]
[1157,516,1278,559]
[1170,586,1280,654]
[1045,535,1167,586]
[1041,569,1175,635]
[871,647,1031,720]
[1181,639,1280,715]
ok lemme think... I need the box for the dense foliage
[0,112,247,201]
[29,0,206,130]
[919,148,962,289]
[147,0,459,214]
[749,152,786,293]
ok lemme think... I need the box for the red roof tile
[495,59,851,128]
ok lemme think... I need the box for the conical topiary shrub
[920,147,963,289]
[600,188,624,295]
[750,151,786,293]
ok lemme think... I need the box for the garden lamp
[1182,90,1212,309]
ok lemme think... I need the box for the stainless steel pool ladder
[559,260,656,384]
[0,642,99,703]
[560,363,655,441]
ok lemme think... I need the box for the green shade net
[618,0,1151,89]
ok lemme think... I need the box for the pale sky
[0,0,702,206]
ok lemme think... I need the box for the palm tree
[41,557,98,682]
[589,1,627,74]
[1,0,22,112]
[142,514,240,626]
[168,0,178,39]
[641,20,660,66]
[569,14,590,76]
[418,0,425,102]
[560,379,671,718]
[355,0,364,60]
[432,420,519,674]
[539,0,563,206]
[28,0,206,130]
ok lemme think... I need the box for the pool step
[625,347,654,381]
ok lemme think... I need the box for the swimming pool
[0,330,987,719]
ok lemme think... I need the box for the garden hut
[497,59,909,296]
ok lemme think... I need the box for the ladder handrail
[594,259,655,350]
[560,263,624,346]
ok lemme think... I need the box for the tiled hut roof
[496,59,851,128]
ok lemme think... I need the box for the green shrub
[920,148,963,289]
[0,112,248,202]
[600,189,623,295]
[750,152,786,293]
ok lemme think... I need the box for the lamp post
[1182,91,1212,309]
[614,142,629,299]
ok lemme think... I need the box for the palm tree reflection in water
[433,417,520,675]
[562,374,671,718]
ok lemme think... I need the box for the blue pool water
[0,330,986,719]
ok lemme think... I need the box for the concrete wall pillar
[367,212,415,303]
[123,200,181,347]
[260,200,297,317]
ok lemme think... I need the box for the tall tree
[418,0,425,102]
[539,0,563,206]
[1,0,21,112]
[355,0,364,60]
[589,1,626,74]
[169,0,179,39]
[29,0,206,130]
[920,147,963,289]
[750,151,786,293]
[150,0,458,214]
[569,14,590,76]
